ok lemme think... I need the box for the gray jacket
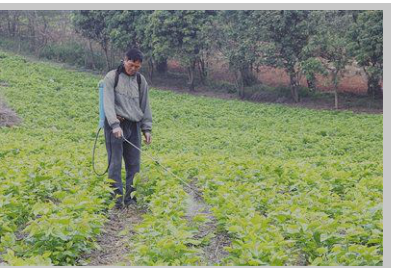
[103,70,152,133]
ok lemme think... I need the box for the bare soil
[0,94,22,128]
[79,206,145,266]
[164,59,383,114]
[150,82,383,115]
[183,178,231,265]
[168,58,374,94]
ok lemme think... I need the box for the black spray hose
[92,127,112,176]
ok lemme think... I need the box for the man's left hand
[143,131,152,145]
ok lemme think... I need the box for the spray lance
[92,80,202,197]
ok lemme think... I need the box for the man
[103,48,152,209]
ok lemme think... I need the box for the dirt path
[184,178,231,265]
[0,96,22,128]
[80,178,231,266]
[79,206,145,266]
[153,84,383,115]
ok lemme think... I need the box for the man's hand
[113,127,123,139]
[143,131,152,145]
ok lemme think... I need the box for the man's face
[124,58,142,76]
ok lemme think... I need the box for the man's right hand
[112,127,123,139]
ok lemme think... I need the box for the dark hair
[114,48,143,88]
[125,48,143,63]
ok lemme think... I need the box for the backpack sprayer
[92,80,110,176]
[92,79,202,198]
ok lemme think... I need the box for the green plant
[0,50,383,265]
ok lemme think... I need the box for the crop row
[0,51,113,265]
[126,162,205,265]
[192,155,383,265]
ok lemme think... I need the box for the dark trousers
[104,117,141,204]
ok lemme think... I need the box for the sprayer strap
[114,70,142,102]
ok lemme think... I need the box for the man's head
[123,48,143,76]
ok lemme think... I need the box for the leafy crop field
[0,51,383,266]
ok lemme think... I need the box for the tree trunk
[147,58,154,83]
[110,44,115,67]
[239,65,256,87]
[307,78,316,92]
[334,88,339,109]
[18,35,21,53]
[11,11,20,37]
[37,13,49,57]
[88,40,96,69]
[290,86,299,103]
[235,69,246,99]
[238,83,245,99]
[27,11,37,52]
[101,40,111,71]
[198,58,208,85]
[289,71,300,102]
[155,58,168,74]
[6,11,11,35]
[367,74,383,99]
[187,61,196,92]
[332,70,340,109]
[41,13,48,46]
